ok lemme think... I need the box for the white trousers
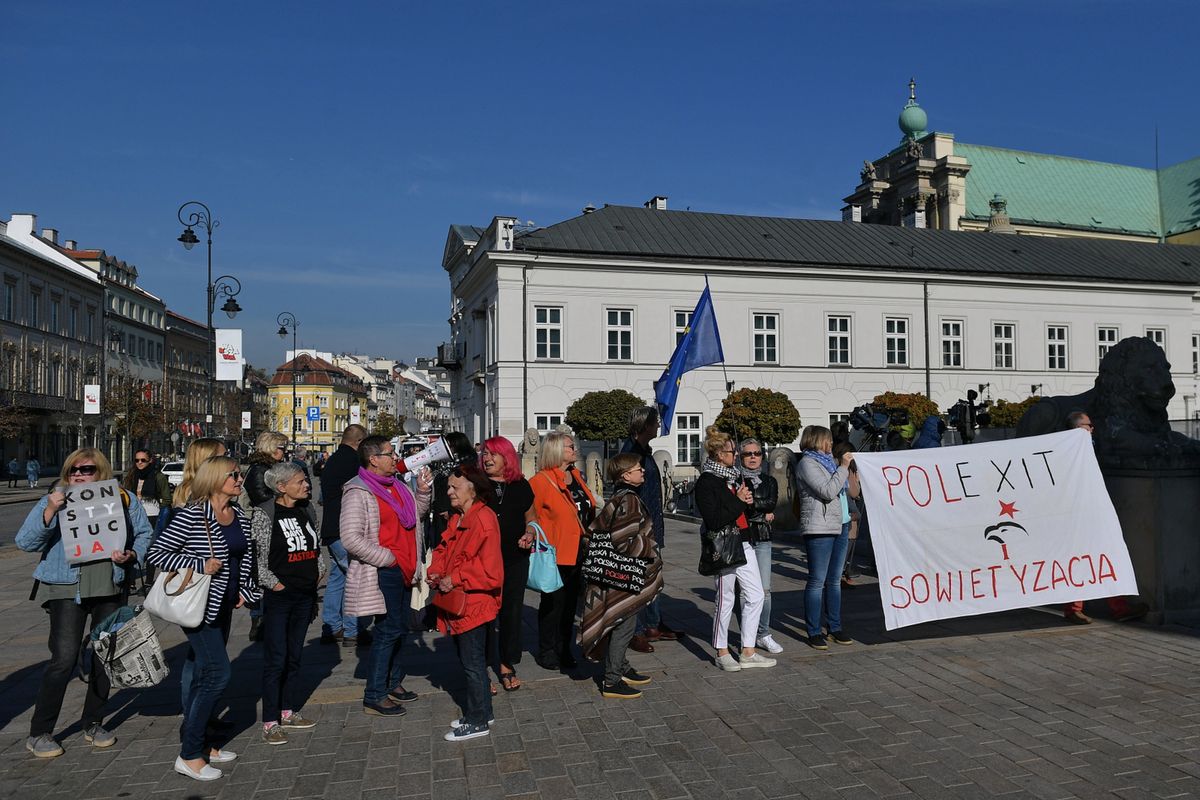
[712,542,764,650]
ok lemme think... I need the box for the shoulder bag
[525,521,563,593]
[144,506,215,627]
[697,521,747,577]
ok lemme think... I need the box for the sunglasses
[68,465,99,476]
[134,458,151,464]
[741,451,763,457]
[225,470,243,480]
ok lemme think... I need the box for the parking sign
[306,406,320,422]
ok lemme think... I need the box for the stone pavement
[0,516,1198,800]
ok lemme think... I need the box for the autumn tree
[870,391,940,425]
[565,390,646,446]
[985,396,1041,428]
[714,388,801,445]
[373,411,401,439]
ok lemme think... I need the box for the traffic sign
[306,406,320,421]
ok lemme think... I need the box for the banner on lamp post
[241,411,252,430]
[215,329,244,381]
[84,384,101,414]
[350,404,361,425]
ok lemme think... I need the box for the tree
[373,411,401,439]
[986,396,1041,428]
[714,388,802,445]
[870,391,940,425]
[0,405,32,440]
[565,390,646,445]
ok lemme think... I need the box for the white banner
[855,430,1136,630]
[350,404,361,425]
[215,328,244,382]
[60,479,129,565]
[84,384,101,414]
[241,411,252,430]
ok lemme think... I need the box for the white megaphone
[396,436,452,475]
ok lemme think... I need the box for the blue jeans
[453,624,493,726]
[179,616,230,714]
[322,540,359,638]
[803,524,850,638]
[180,621,232,760]
[753,541,773,637]
[262,588,315,723]
[638,595,661,632]
[364,567,410,704]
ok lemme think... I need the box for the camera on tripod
[849,403,910,450]
[947,389,992,443]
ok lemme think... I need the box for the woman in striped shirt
[147,456,261,782]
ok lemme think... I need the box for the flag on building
[653,281,724,436]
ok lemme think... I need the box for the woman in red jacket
[429,464,503,742]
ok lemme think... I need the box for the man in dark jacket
[620,406,680,652]
[319,424,370,647]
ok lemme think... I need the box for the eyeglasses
[741,451,763,457]
[721,448,736,455]
[134,458,151,464]
[374,451,397,459]
[68,464,98,476]
[225,470,243,481]
[624,466,645,474]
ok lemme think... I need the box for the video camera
[946,389,991,443]
[848,403,911,450]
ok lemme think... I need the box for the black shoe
[535,655,560,671]
[362,698,407,717]
[600,680,642,699]
[807,635,829,650]
[387,686,418,702]
[248,617,263,643]
[559,652,578,670]
[320,629,343,645]
[622,669,651,686]
[829,630,853,645]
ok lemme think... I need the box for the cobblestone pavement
[1,515,1197,800]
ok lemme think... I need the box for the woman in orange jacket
[529,431,597,671]
[428,464,503,742]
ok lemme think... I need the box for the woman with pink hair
[480,436,535,691]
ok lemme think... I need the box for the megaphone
[396,436,451,475]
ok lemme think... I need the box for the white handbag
[144,508,215,628]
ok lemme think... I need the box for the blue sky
[3,1,1197,370]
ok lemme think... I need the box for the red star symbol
[999,500,1018,518]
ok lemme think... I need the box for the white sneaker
[174,756,222,781]
[756,635,784,654]
[739,652,777,668]
[715,653,742,672]
[450,717,494,728]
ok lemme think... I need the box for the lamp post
[277,312,299,448]
[177,201,243,437]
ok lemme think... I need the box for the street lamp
[277,312,299,447]
[177,200,243,437]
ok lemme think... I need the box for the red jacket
[430,502,503,635]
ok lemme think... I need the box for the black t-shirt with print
[269,504,321,593]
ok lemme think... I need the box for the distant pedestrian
[122,450,173,530]
[7,456,19,488]
[25,454,41,489]
[319,424,370,648]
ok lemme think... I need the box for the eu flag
[654,282,724,436]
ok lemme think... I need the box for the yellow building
[269,352,368,453]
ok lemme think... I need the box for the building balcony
[437,342,463,370]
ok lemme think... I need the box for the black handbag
[697,522,747,576]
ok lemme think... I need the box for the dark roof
[513,205,1200,285]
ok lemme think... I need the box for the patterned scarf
[738,464,763,488]
[802,449,839,475]
[701,457,741,487]
[357,467,416,529]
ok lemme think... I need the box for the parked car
[161,460,185,487]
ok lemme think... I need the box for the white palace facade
[439,201,1200,461]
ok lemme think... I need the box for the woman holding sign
[796,425,854,650]
[16,448,152,759]
[147,456,261,782]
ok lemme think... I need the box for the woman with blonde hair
[147,456,260,781]
[16,448,153,758]
[174,438,227,508]
[695,426,775,672]
[795,425,853,650]
[530,430,596,671]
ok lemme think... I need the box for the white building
[333,354,398,430]
[440,204,1200,463]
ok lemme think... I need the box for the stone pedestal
[768,447,798,530]
[1103,467,1200,624]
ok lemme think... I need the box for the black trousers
[488,557,529,671]
[31,595,122,737]
[537,562,582,664]
[261,588,315,723]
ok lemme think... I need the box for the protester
[251,461,326,745]
[26,453,41,489]
[244,431,289,641]
[834,441,862,590]
[428,432,478,548]
[146,456,260,781]
[16,448,152,758]
[480,436,535,692]
[530,431,596,671]
[1062,411,1149,624]
[174,438,227,508]
[739,437,782,654]
[122,449,173,531]
[428,464,503,741]
[696,427,775,671]
[619,406,678,654]
[319,424,370,648]
[340,435,432,716]
[796,425,854,650]
[7,455,20,488]
[579,452,663,699]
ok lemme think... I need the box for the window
[606,308,633,361]
[29,291,40,327]
[534,306,562,360]
[676,414,702,465]
[941,320,963,368]
[87,310,95,340]
[294,396,302,408]
[827,316,851,365]
[993,323,1015,369]
[829,413,850,428]
[1146,328,1166,351]
[1047,325,1068,370]
[47,362,60,395]
[885,317,909,366]
[3,284,13,321]
[50,298,60,332]
[319,396,329,407]
[155,343,162,363]
[674,310,693,346]
[1098,326,1118,362]
[753,313,779,364]
[293,417,302,432]
[1193,334,1199,376]
[319,418,328,433]
[138,337,147,359]
[69,305,78,338]
[535,414,563,434]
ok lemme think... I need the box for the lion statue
[1017,336,1200,468]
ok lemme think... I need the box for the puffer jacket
[340,475,431,616]
[745,475,778,544]
[243,452,277,507]
[795,455,849,537]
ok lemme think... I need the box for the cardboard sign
[855,430,1137,630]
[61,479,128,565]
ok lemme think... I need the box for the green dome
[899,101,927,138]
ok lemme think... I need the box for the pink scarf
[357,467,416,529]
